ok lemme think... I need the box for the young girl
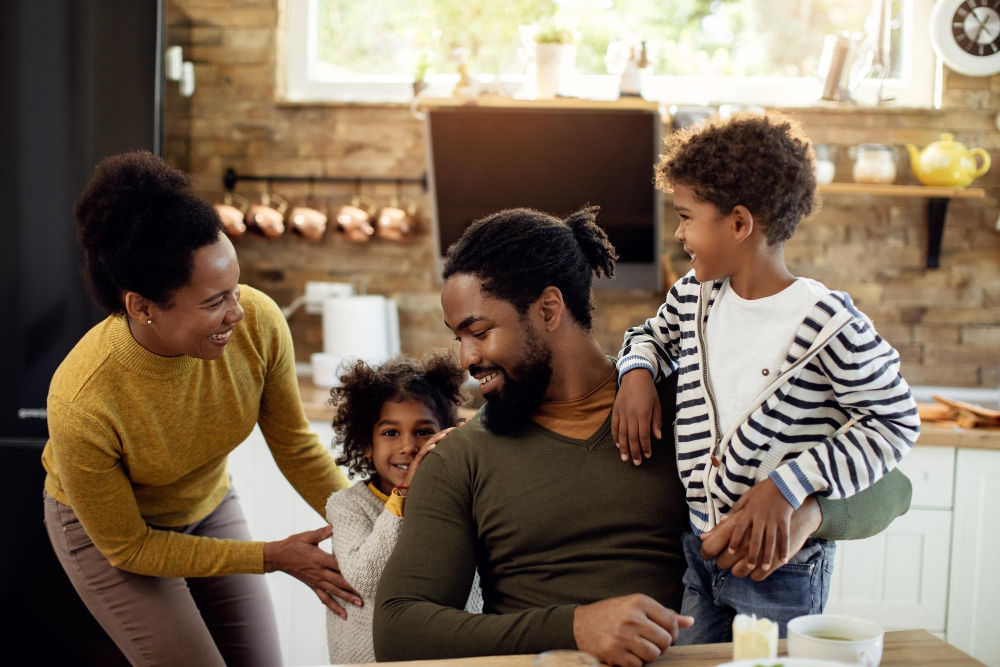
[325,352,483,664]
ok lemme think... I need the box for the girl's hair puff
[330,351,468,479]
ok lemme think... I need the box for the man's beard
[475,337,553,436]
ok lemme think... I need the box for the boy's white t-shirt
[705,276,830,436]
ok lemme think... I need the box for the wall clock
[931,0,1000,76]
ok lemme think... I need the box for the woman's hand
[264,525,362,618]
[398,427,455,494]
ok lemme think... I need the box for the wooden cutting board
[932,394,1000,430]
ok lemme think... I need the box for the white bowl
[713,659,853,667]
[311,353,344,388]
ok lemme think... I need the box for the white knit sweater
[326,480,483,664]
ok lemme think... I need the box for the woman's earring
[147,319,152,325]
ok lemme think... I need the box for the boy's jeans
[675,530,836,645]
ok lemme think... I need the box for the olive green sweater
[374,382,912,660]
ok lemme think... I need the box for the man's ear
[730,205,754,243]
[536,286,565,333]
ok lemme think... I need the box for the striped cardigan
[617,271,920,534]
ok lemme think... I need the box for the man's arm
[814,466,913,540]
[703,467,913,580]
[373,452,577,661]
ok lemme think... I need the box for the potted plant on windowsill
[533,21,576,99]
[413,52,430,97]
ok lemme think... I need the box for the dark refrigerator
[0,1,164,662]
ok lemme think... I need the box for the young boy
[612,112,920,642]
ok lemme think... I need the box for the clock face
[932,0,1000,76]
[951,0,1000,56]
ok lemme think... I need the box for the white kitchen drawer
[826,508,951,632]
[897,446,955,509]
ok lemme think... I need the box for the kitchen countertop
[298,377,1000,451]
[315,630,982,667]
[299,376,336,422]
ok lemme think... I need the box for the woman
[41,152,358,666]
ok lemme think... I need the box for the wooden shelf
[417,96,662,112]
[819,183,986,199]
[819,183,986,269]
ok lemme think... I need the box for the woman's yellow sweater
[41,286,348,577]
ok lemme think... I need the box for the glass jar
[850,144,897,184]
[814,144,837,185]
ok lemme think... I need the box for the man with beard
[373,207,912,667]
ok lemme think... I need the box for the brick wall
[940,66,1000,109]
[165,0,1000,388]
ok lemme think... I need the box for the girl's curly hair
[330,352,469,479]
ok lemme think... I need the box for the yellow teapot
[905,133,991,188]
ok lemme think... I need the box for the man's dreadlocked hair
[442,206,618,330]
[330,352,469,479]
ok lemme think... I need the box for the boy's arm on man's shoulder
[616,274,693,383]
[373,452,578,661]
[814,466,912,540]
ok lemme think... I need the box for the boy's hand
[612,369,662,466]
[701,495,823,581]
[723,478,793,570]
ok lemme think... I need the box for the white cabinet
[227,421,344,667]
[947,449,1000,667]
[826,446,1000,667]
[826,509,952,632]
[899,446,955,509]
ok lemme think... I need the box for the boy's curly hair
[657,111,819,245]
[330,352,469,479]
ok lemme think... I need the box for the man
[374,207,911,667]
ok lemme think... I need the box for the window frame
[282,0,935,107]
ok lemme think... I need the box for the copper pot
[289,205,328,242]
[215,191,250,238]
[376,197,418,243]
[335,194,378,243]
[245,191,288,239]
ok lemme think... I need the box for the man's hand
[701,495,824,581]
[611,370,662,466]
[573,594,693,667]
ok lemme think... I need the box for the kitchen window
[283,0,935,106]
